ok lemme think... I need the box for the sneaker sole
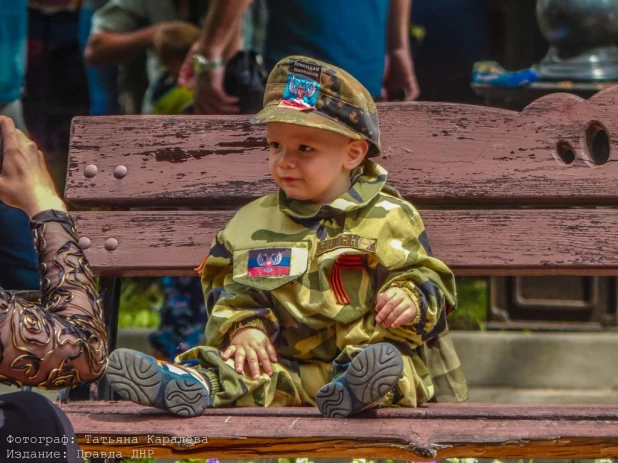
[315,343,403,418]
[106,348,209,417]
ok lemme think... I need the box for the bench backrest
[61,89,618,461]
[65,89,618,277]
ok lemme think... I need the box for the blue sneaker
[106,348,211,417]
[315,343,403,418]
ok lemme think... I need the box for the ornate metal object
[536,0,618,80]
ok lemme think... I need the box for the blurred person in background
[78,0,121,115]
[0,0,29,133]
[0,0,39,291]
[180,0,419,114]
[147,276,207,362]
[85,0,211,114]
[150,20,201,114]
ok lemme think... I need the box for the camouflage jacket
[200,160,468,402]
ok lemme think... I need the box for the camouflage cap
[251,55,381,157]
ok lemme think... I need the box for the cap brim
[251,104,381,157]
[251,104,363,141]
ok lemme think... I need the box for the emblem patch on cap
[279,60,322,111]
[248,248,292,277]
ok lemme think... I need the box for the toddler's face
[266,123,360,204]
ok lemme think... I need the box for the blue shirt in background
[264,0,390,98]
[0,0,28,104]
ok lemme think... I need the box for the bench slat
[66,92,618,208]
[61,402,618,460]
[73,208,618,276]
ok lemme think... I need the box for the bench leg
[96,276,122,401]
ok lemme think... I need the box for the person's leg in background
[148,276,208,362]
[77,2,120,116]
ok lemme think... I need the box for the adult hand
[194,66,240,115]
[0,116,66,218]
[178,44,240,114]
[382,48,420,101]
[178,43,198,90]
[375,287,418,328]
[222,327,278,379]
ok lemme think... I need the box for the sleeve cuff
[30,209,73,225]
[389,283,423,327]
[227,317,269,342]
[401,286,423,326]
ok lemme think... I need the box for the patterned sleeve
[200,229,280,350]
[0,210,107,389]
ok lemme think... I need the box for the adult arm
[195,0,251,61]
[84,0,159,66]
[383,0,420,101]
[180,0,252,114]
[85,26,159,65]
[0,116,107,388]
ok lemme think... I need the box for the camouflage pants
[176,344,434,408]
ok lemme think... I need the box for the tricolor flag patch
[248,248,292,277]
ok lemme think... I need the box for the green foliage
[117,277,163,329]
[449,277,488,330]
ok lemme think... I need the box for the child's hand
[375,287,418,328]
[222,327,278,380]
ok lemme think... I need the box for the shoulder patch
[316,233,376,256]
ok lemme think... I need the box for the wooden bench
[59,88,618,461]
